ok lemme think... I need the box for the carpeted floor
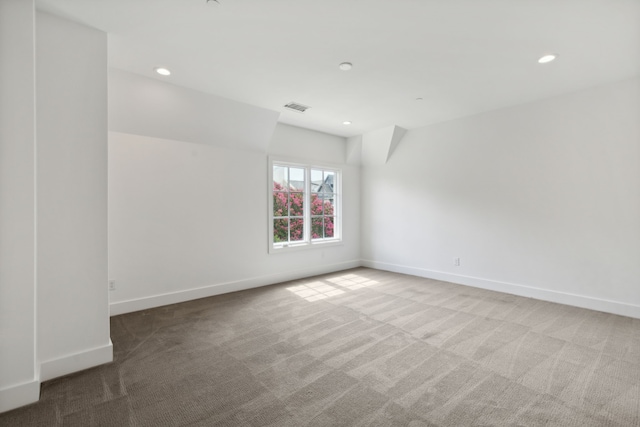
[2,267,639,426]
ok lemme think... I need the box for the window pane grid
[273,165,308,245]
[272,162,339,248]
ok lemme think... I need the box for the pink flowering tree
[273,182,334,242]
[310,193,334,239]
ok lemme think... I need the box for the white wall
[361,77,640,318]
[0,0,39,412]
[0,7,111,414]
[36,12,112,381]
[268,123,347,163]
[108,73,360,314]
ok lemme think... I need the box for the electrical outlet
[453,257,461,267]
[109,280,116,291]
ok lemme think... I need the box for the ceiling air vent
[284,102,310,113]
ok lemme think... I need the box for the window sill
[269,239,343,254]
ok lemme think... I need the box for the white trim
[109,256,639,321]
[110,260,361,316]
[0,379,40,413]
[39,340,113,382]
[271,239,343,254]
[362,259,640,319]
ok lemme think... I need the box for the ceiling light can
[538,54,557,64]
[339,62,353,71]
[155,67,171,76]
[343,121,352,125]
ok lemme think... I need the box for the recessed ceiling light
[339,62,353,71]
[538,54,557,64]
[343,121,352,125]
[415,97,423,101]
[155,67,171,76]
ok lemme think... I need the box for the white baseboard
[110,260,361,316]
[39,340,114,382]
[0,379,40,413]
[0,342,113,413]
[109,258,640,319]
[362,259,640,319]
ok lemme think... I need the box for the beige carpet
[2,267,639,426]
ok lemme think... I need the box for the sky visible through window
[273,167,334,194]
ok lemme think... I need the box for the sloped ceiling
[109,69,280,152]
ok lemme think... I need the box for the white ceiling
[37,0,640,137]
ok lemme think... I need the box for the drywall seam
[0,379,40,414]
[39,340,113,382]
[109,260,361,316]
[362,260,640,319]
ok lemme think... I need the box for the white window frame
[268,158,342,253]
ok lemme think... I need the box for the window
[270,160,341,251]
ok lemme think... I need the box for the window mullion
[304,167,311,242]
